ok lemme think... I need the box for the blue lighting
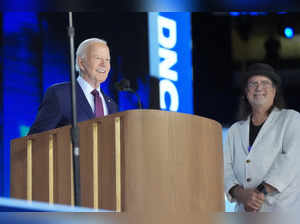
[249,12,267,16]
[229,12,240,16]
[284,27,294,39]
[229,12,268,16]
[2,12,41,197]
[19,125,30,137]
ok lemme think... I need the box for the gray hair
[75,38,107,73]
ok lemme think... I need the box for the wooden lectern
[11,110,224,214]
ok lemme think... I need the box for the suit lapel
[103,94,113,114]
[240,118,250,154]
[76,82,95,119]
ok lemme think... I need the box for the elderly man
[28,38,118,135]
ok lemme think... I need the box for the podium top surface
[25,109,221,136]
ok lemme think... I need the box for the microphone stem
[134,92,142,109]
[126,89,142,109]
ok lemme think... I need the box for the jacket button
[246,178,251,182]
[246,160,251,163]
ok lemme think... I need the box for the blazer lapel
[103,94,113,114]
[76,82,95,119]
[240,118,250,154]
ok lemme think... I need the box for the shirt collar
[77,75,101,94]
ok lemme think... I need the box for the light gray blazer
[224,108,300,212]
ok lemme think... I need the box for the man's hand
[231,186,265,212]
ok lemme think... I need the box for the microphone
[114,79,132,92]
[114,79,142,109]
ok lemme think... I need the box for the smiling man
[28,38,118,135]
[224,63,300,212]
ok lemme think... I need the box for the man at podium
[28,38,118,135]
[224,63,300,212]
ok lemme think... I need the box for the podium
[11,110,224,215]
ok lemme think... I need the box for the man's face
[246,75,276,108]
[78,42,111,88]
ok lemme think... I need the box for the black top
[249,119,265,147]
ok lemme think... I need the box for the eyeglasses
[247,80,273,89]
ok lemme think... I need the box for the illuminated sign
[148,12,193,113]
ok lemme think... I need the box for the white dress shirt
[77,75,108,116]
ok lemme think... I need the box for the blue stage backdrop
[2,12,42,197]
[148,12,193,114]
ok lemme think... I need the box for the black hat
[242,63,282,88]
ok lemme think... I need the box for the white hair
[75,38,107,73]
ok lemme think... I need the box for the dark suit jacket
[28,81,118,135]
